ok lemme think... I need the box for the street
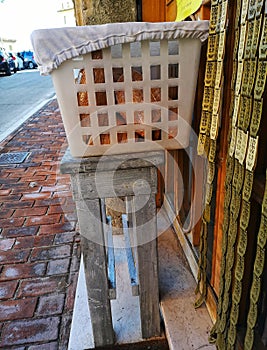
[0,69,55,142]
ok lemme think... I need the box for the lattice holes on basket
[59,39,196,156]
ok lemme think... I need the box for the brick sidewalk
[0,99,81,349]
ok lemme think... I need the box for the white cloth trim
[31,21,209,75]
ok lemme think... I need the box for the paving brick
[36,293,65,316]
[0,189,11,196]
[0,297,37,321]
[0,262,46,281]
[0,217,24,228]
[14,236,35,249]
[0,194,22,202]
[47,258,70,275]
[3,226,39,238]
[13,206,48,218]
[34,235,55,248]
[54,232,76,245]
[70,242,81,273]
[39,222,76,235]
[17,276,66,297]
[50,203,76,214]
[0,100,80,348]
[34,197,65,207]
[53,191,72,199]
[25,213,61,226]
[22,192,52,201]
[47,205,64,214]
[9,184,41,194]
[62,212,78,222]
[41,184,70,192]
[0,280,18,299]
[59,314,72,350]
[31,245,71,262]
[2,200,34,209]
[23,175,47,182]
[0,316,60,346]
[0,249,30,264]
[64,273,78,313]
[28,342,58,350]
[0,208,14,219]
[0,238,15,251]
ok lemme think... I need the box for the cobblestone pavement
[0,99,81,349]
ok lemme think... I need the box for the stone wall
[73,0,136,26]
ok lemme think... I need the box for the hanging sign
[175,0,202,21]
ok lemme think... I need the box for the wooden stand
[60,149,163,347]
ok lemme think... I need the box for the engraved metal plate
[202,86,214,111]
[215,60,224,88]
[253,245,265,277]
[250,275,261,303]
[207,34,219,61]
[238,23,248,60]
[209,139,217,162]
[248,59,257,96]
[247,301,258,328]
[232,95,240,128]
[235,254,245,281]
[246,136,259,171]
[237,228,248,256]
[241,0,249,24]
[257,214,267,248]
[222,291,230,313]
[229,127,237,157]
[259,14,267,59]
[197,133,206,156]
[256,0,264,17]
[251,16,262,58]
[205,183,214,205]
[254,60,267,99]
[232,279,242,304]
[210,5,219,34]
[228,322,237,346]
[220,1,228,31]
[240,130,249,164]
[262,172,267,216]
[240,199,251,230]
[235,129,245,164]
[248,0,257,20]
[242,170,254,201]
[205,61,217,87]
[218,30,226,60]
[235,61,244,94]
[200,110,211,134]
[244,21,254,59]
[244,326,255,350]
[230,301,240,325]
[250,98,263,137]
[210,113,220,140]
[241,60,250,96]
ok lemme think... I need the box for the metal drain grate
[0,152,30,165]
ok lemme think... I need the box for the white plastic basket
[42,24,207,157]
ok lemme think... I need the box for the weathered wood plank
[77,198,114,347]
[134,194,161,338]
[60,148,164,174]
[122,214,139,296]
[71,167,158,200]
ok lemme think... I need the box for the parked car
[8,52,24,71]
[19,50,38,69]
[0,48,16,75]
